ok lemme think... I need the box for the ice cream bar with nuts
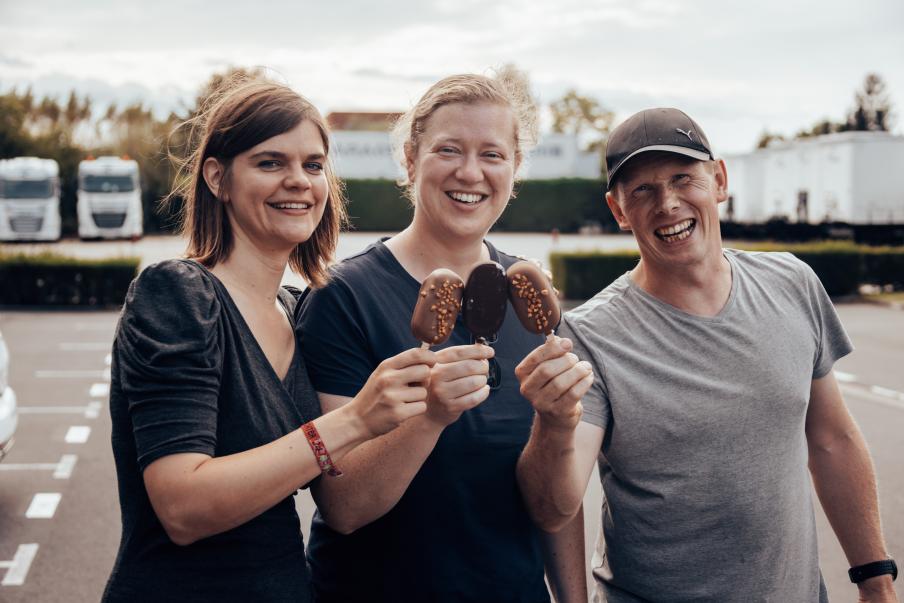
[507,261,561,338]
[462,262,508,342]
[411,268,465,348]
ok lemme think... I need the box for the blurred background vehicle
[0,157,61,242]
[0,327,17,461]
[77,156,143,240]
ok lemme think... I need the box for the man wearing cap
[514,108,898,602]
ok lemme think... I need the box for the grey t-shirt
[559,249,852,603]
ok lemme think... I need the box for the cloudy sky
[1,0,902,154]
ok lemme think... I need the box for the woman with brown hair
[102,75,434,602]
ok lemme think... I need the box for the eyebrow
[248,150,325,161]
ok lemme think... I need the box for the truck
[0,157,62,241]
[77,156,143,240]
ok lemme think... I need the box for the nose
[655,186,681,214]
[455,153,483,184]
[284,161,312,191]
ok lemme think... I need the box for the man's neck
[631,249,732,318]
[384,224,491,283]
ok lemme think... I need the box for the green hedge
[550,243,904,300]
[339,178,614,233]
[0,252,140,307]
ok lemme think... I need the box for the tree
[846,73,893,132]
[756,129,785,149]
[549,89,613,175]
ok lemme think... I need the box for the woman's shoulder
[123,259,222,328]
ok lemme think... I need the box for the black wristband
[848,559,897,583]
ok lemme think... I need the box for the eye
[674,174,691,184]
[304,162,324,173]
[258,159,281,169]
[483,151,505,160]
[438,146,460,155]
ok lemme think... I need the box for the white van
[77,156,143,239]
[0,157,62,241]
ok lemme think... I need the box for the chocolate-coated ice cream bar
[507,261,561,336]
[462,262,508,342]
[411,268,464,347]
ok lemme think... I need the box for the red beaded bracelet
[301,421,343,477]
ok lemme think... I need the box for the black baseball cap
[605,108,714,191]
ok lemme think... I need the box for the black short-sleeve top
[103,259,319,602]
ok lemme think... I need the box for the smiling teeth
[271,202,311,209]
[449,192,483,204]
[656,219,694,236]
[655,219,695,242]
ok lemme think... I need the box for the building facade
[722,131,904,224]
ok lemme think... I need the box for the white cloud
[0,0,901,153]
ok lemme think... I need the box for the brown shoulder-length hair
[164,74,347,288]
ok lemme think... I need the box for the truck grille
[92,213,127,228]
[10,216,44,233]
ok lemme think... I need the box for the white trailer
[722,131,904,224]
[77,156,143,239]
[0,157,61,241]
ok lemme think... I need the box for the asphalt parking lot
[0,302,902,601]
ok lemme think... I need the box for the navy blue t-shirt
[298,239,550,603]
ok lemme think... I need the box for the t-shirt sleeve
[297,276,375,398]
[115,260,223,470]
[558,315,611,431]
[797,257,854,378]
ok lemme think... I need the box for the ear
[605,190,631,231]
[713,159,729,204]
[404,142,417,186]
[202,157,226,201]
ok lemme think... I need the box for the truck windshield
[0,179,54,198]
[81,175,135,193]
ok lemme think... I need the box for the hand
[424,344,494,427]
[515,336,593,432]
[857,575,899,603]
[350,348,435,438]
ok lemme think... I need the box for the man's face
[606,152,728,272]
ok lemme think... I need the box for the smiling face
[606,151,728,272]
[406,101,518,244]
[204,120,329,256]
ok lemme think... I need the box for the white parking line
[25,493,62,519]
[869,385,904,402]
[0,543,39,586]
[75,323,114,331]
[841,384,904,412]
[0,454,78,479]
[54,454,78,479]
[35,370,107,379]
[64,426,91,444]
[834,370,857,383]
[59,342,110,351]
[18,401,102,418]
[89,383,110,398]
[85,401,101,418]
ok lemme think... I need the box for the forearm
[809,429,888,565]
[313,413,445,533]
[541,505,588,603]
[151,404,369,544]
[517,416,585,531]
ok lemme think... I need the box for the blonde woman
[299,67,587,603]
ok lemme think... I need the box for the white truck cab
[0,157,62,241]
[77,156,143,239]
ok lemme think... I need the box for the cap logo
[676,128,695,142]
